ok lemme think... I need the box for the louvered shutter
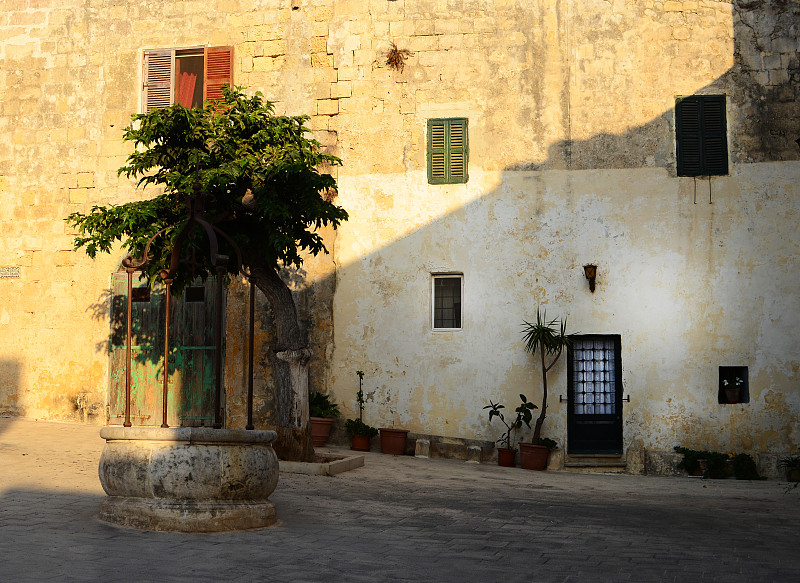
[204,46,233,103]
[428,118,468,184]
[447,118,468,183]
[143,49,174,113]
[428,120,447,183]
[701,96,728,176]
[676,95,728,177]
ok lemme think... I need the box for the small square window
[432,275,462,330]
[719,366,749,404]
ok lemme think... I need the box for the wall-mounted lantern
[583,264,597,293]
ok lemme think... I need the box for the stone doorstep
[564,454,628,474]
[279,450,365,476]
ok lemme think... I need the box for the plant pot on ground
[520,437,557,471]
[379,427,409,455]
[309,392,340,447]
[345,419,378,452]
[484,396,537,468]
[778,454,800,482]
[345,371,379,451]
[497,447,516,467]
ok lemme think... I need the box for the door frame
[566,334,623,454]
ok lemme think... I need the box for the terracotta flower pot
[724,388,740,404]
[351,434,371,452]
[310,417,335,447]
[497,447,516,467]
[379,428,409,455]
[519,442,550,471]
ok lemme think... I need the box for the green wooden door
[109,273,222,427]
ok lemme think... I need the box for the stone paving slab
[1,417,799,582]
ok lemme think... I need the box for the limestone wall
[322,0,800,457]
[1,1,798,462]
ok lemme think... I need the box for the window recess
[432,274,462,330]
[143,46,233,113]
[427,118,468,184]
[675,95,728,177]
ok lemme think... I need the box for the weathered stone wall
[0,0,341,423]
[1,1,798,467]
[323,0,800,461]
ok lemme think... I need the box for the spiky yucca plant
[522,309,571,444]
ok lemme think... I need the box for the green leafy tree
[67,87,348,461]
[521,309,571,445]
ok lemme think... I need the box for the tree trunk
[248,259,315,462]
[532,347,548,444]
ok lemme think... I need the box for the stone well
[98,426,279,532]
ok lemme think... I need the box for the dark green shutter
[702,97,728,175]
[676,95,728,177]
[428,120,447,183]
[428,118,468,184]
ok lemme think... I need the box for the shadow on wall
[90,1,799,442]
[314,1,800,445]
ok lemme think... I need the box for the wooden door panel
[108,274,220,427]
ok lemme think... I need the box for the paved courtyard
[1,417,798,582]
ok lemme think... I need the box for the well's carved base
[99,497,277,532]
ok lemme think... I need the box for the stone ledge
[279,451,364,476]
[100,426,277,444]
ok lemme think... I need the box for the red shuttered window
[142,46,233,113]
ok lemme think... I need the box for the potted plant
[484,395,537,467]
[309,391,340,447]
[778,454,800,482]
[519,309,571,470]
[345,371,379,451]
[379,388,409,455]
[723,375,744,404]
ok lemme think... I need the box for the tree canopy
[67,87,348,293]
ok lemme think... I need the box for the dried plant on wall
[386,42,413,72]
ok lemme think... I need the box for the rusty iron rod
[246,280,255,430]
[161,278,172,428]
[213,265,226,428]
[124,267,134,427]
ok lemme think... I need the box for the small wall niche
[719,366,749,404]
[131,287,151,303]
[185,286,205,303]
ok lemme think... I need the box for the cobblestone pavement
[1,417,798,582]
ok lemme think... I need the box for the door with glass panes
[567,335,623,454]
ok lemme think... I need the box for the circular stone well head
[98,426,279,532]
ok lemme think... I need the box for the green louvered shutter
[428,118,468,184]
[676,95,728,177]
[143,49,174,113]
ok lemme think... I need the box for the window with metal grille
[569,336,621,415]
[142,46,233,113]
[432,275,462,330]
[427,118,468,184]
[675,95,728,177]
